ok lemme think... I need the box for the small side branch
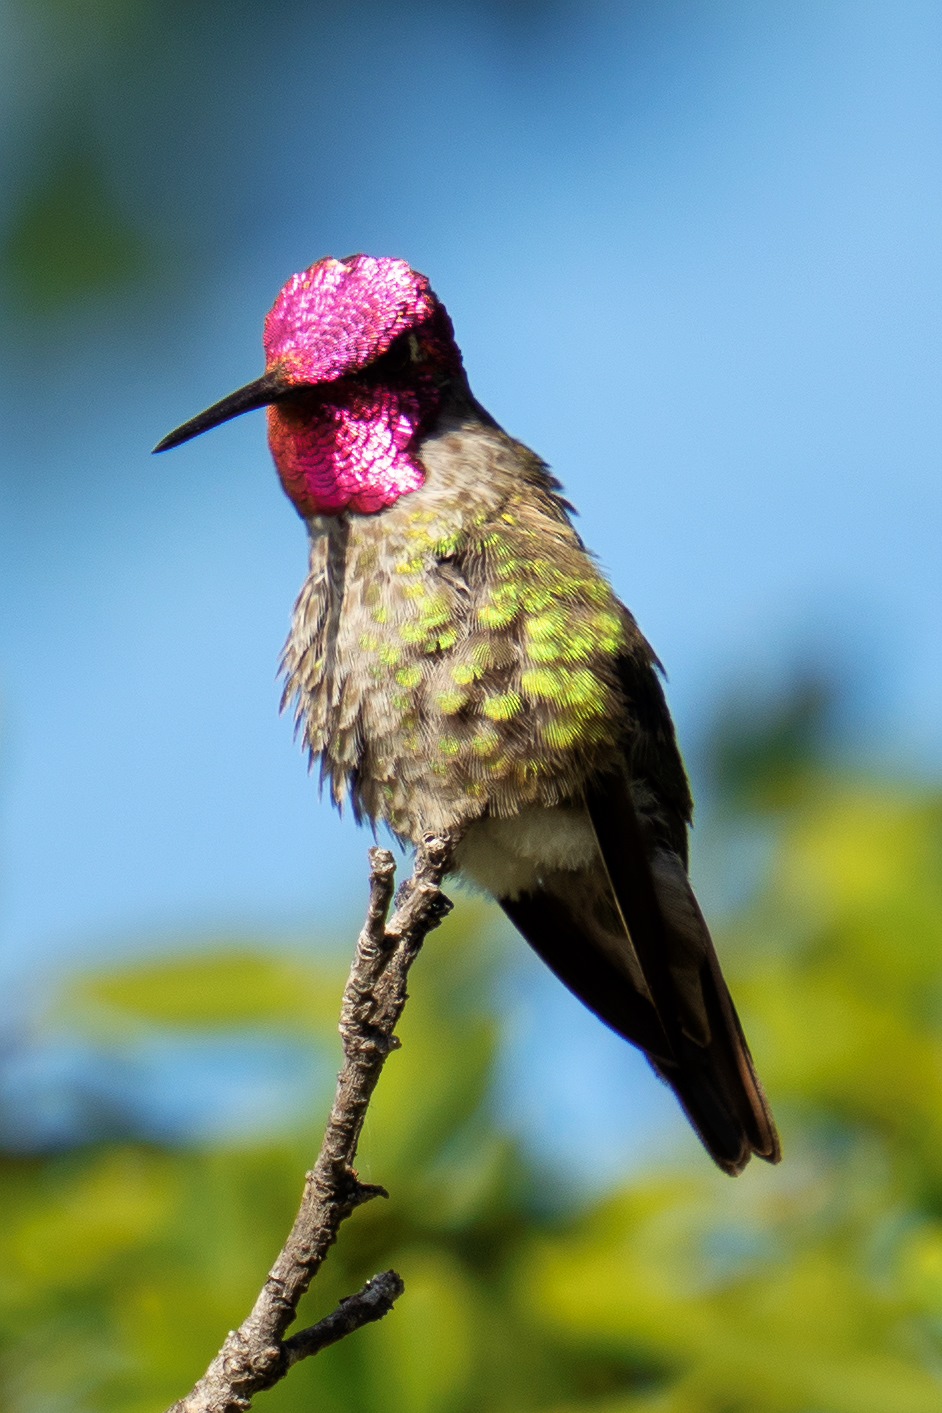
[166,834,454,1413]
[282,1269,406,1367]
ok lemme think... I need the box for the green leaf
[70,949,347,1032]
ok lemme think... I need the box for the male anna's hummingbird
[156,254,780,1175]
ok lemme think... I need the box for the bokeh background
[2,2,941,1409]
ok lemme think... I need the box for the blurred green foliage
[3,0,167,316]
[3,135,154,315]
[2,743,942,1412]
[2,0,557,319]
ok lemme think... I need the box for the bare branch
[166,834,455,1413]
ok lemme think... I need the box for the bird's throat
[267,384,432,518]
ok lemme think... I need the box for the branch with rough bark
[166,834,455,1413]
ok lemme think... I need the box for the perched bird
[155,254,780,1175]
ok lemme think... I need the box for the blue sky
[1,0,939,1168]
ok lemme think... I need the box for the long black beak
[153,367,293,453]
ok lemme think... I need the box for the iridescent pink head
[154,254,464,517]
[264,255,438,386]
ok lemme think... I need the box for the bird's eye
[363,333,418,380]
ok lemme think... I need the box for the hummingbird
[155,254,780,1175]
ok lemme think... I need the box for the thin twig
[166,834,454,1413]
[282,1270,406,1367]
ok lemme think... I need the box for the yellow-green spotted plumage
[281,410,640,835]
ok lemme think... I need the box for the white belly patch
[455,805,597,900]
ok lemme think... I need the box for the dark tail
[500,776,780,1176]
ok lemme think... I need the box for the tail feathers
[646,849,781,1170]
[582,771,780,1173]
[502,884,778,1175]
[497,773,780,1175]
[654,1058,758,1177]
[655,1055,777,1176]
[650,953,780,1175]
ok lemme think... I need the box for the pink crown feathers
[263,255,437,386]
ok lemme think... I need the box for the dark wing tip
[582,771,781,1177]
